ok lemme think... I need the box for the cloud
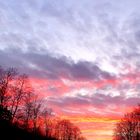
[47,92,140,117]
[0,48,114,81]
[48,93,140,108]
[0,0,140,72]
[1,1,140,140]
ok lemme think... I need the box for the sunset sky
[0,0,140,139]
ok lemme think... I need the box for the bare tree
[32,95,43,133]
[0,66,86,140]
[9,74,32,122]
[54,119,85,140]
[23,92,43,132]
[0,67,17,107]
[42,108,54,137]
[22,91,34,129]
[113,105,140,140]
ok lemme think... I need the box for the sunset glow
[0,0,140,139]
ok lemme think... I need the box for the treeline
[0,66,86,140]
[113,104,140,140]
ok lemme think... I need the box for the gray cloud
[0,48,114,81]
[48,93,140,111]
[0,0,140,66]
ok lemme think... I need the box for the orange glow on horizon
[28,76,138,140]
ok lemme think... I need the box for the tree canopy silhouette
[113,104,140,140]
[54,119,84,140]
[0,66,86,140]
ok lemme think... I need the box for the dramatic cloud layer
[0,48,114,80]
[0,0,140,140]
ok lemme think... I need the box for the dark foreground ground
[0,120,56,140]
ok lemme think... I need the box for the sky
[0,0,140,139]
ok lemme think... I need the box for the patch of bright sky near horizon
[0,0,140,76]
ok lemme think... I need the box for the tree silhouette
[0,67,17,107]
[54,119,84,140]
[31,95,43,133]
[113,105,140,140]
[0,105,12,121]
[0,66,86,140]
[9,74,32,122]
[23,92,44,132]
[42,108,54,137]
